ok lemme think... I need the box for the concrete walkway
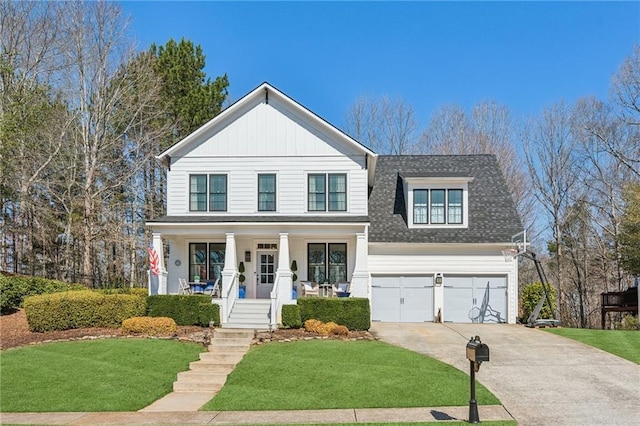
[370,322,640,426]
[1,405,513,425]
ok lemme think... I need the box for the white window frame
[405,177,473,229]
[306,172,348,213]
[189,173,228,213]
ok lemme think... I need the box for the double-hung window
[189,174,227,212]
[412,188,464,226]
[209,175,227,211]
[190,175,207,211]
[258,174,276,211]
[447,189,463,224]
[413,189,428,224]
[307,173,347,211]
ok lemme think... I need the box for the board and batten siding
[166,99,368,216]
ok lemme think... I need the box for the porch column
[275,233,293,324]
[350,231,370,298]
[151,232,168,295]
[221,233,238,324]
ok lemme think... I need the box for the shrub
[281,304,302,328]
[24,291,146,332]
[298,297,370,330]
[122,316,177,336]
[520,281,557,321]
[304,319,324,333]
[331,324,349,336]
[96,287,148,298]
[146,295,219,326]
[0,274,86,314]
[617,314,639,331]
[304,319,349,336]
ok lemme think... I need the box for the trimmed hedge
[281,304,302,328]
[146,295,219,326]
[96,288,148,298]
[297,297,370,330]
[0,274,86,314]
[122,316,177,336]
[24,291,147,332]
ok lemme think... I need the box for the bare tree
[58,1,166,285]
[608,44,640,177]
[523,100,584,323]
[344,95,418,154]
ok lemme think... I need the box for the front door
[256,251,277,299]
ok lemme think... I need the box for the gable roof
[157,82,376,161]
[368,155,522,244]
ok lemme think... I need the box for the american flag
[148,242,160,276]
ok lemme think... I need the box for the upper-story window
[189,174,227,212]
[413,188,464,225]
[258,174,276,211]
[209,175,227,211]
[308,173,347,212]
[405,176,472,228]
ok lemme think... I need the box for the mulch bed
[0,309,374,350]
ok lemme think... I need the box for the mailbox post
[466,335,489,423]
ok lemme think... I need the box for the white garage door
[444,276,507,323]
[371,276,434,322]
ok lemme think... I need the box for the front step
[168,328,254,395]
[224,299,272,329]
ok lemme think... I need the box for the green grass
[203,339,500,411]
[545,328,640,364]
[0,339,205,412]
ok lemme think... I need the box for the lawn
[545,328,640,364]
[203,339,500,411]
[0,339,205,412]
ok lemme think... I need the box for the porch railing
[269,271,281,329]
[221,273,238,325]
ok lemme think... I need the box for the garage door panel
[371,287,401,321]
[444,276,507,324]
[444,287,473,322]
[401,276,434,287]
[401,285,433,322]
[372,276,433,323]
[373,276,402,287]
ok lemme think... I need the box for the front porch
[147,221,370,328]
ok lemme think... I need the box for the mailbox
[466,336,489,368]
[466,335,489,423]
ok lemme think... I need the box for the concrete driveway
[371,323,640,426]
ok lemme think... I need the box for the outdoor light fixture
[435,273,443,286]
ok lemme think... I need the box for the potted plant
[238,261,246,298]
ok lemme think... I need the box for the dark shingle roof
[369,155,522,244]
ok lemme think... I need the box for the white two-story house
[147,82,523,328]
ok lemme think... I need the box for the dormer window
[405,176,472,228]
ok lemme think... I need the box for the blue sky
[121,1,639,128]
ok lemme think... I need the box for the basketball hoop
[502,248,518,262]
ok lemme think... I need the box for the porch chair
[205,278,221,298]
[334,282,350,297]
[178,278,191,295]
[301,281,319,297]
